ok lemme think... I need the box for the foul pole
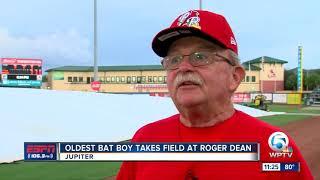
[297,46,303,93]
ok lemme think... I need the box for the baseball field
[1,104,319,180]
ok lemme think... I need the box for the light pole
[93,0,98,82]
[199,0,203,10]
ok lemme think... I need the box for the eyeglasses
[161,51,236,70]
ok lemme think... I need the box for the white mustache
[173,72,203,88]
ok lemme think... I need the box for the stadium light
[93,0,98,82]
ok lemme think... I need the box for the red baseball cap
[152,10,238,57]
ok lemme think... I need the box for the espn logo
[26,144,56,154]
[24,143,57,161]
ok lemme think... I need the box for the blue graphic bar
[59,142,258,153]
[280,162,300,172]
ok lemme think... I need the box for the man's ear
[229,66,246,92]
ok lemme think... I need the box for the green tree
[305,73,320,90]
[42,74,48,82]
[284,70,297,90]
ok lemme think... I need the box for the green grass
[268,104,320,114]
[260,114,312,126]
[259,104,318,126]
[0,161,121,180]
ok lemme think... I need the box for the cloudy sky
[0,0,319,70]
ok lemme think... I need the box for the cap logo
[177,10,201,29]
[230,37,237,45]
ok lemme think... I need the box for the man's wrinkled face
[165,36,235,108]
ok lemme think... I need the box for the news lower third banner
[24,142,259,161]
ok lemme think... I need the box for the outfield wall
[233,93,304,105]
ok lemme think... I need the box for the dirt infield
[282,116,320,179]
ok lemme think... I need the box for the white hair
[227,49,241,66]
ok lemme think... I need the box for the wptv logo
[268,132,293,158]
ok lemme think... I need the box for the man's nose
[177,56,194,72]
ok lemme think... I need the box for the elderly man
[117,10,312,179]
